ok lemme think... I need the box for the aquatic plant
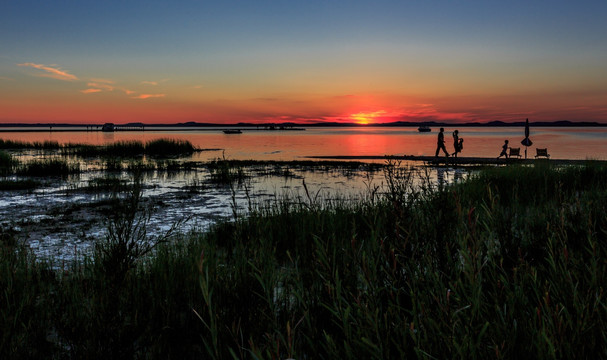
[103,158,123,171]
[0,139,59,150]
[0,226,55,358]
[206,159,247,184]
[84,177,128,192]
[0,179,40,191]
[105,140,145,157]
[16,158,80,177]
[2,163,607,358]
[145,138,196,156]
[0,151,15,175]
[4,138,196,158]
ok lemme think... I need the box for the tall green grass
[2,163,607,358]
[1,138,196,157]
[16,158,80,177]
[0,139,60,150]
[0,227,56,358]
[0,179,40,191]
[0,151,15,176]
[62,139,195,157]
[145,138,196,156]
[206,159,247,184]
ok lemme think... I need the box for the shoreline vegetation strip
[2,161,607,358]
[0,138,196,156]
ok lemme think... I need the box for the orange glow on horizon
[349,110,388,125]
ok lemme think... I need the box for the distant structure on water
[223,129,242,134]
[418,125,431,132]
[100,123,144,132]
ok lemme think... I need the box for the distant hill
[1,120,605,128]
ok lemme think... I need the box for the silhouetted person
[435,128,449,157]
[498,140,509,159]
[452,130,464,157]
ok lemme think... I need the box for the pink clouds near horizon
[17,62,78,81]
[80,88,102,94]
[132,94,166,100]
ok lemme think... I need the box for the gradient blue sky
[1,0,606,124]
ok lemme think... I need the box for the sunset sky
[1,0,606,125]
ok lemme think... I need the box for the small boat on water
[102,123,115,132]
[223,129,242,134]
[417,125,431,132]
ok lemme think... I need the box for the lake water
[1,126,606,160]
[1,125,605,262]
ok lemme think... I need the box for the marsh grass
[63,139,195,158]
[2,163,607,358]
[0,151,15,176]
[1,138,196,158]
[145,138,196,156]
[0,179,40,191]
[0,228,56,358]
[207,159,248,184]
[84,177,129,192]
[0,139,60,150]
[16,158,80,177]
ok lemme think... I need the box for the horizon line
[1,120,606,127]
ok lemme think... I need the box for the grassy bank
[0,138,196,157]
[2,163,607,358]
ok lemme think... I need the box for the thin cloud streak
[132,94,165,99]
[17,62,78,81]
[81,89,102,94]
[89,78,114,84]
[87,82,115,91]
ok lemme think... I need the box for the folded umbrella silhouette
[521,118,533,146]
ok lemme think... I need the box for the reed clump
[62,139,195,158]
[0,179,40,191]
[2,163,607,358]
[0,226,56,358]
[144,138,196,156]
[0,151,15,175]
[16,158,80,177]
[0,139,60,150]
[206,159,247,184]
[0,138,195,158]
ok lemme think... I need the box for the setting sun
[350,110,387,125]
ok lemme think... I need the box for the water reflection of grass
[16,158,80,177]
[84,177,129,192]
[206,159,248,184]
[2,163,607,358]
[205,159,383,185]
[0,150,15,175]
[0,179,40,191]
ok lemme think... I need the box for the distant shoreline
[307,154,607,166]
[0,120,605,129]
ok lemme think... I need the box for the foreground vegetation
[2,162,607,358]
[0,138,196,157]
[0,139,197,183]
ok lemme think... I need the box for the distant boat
[223,129,242,134]
[102,123,115,132]
[418,125,431,132]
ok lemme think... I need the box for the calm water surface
[2,126,606,160]
[1,126,604,261]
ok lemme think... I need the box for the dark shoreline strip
[305,155,607,166]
